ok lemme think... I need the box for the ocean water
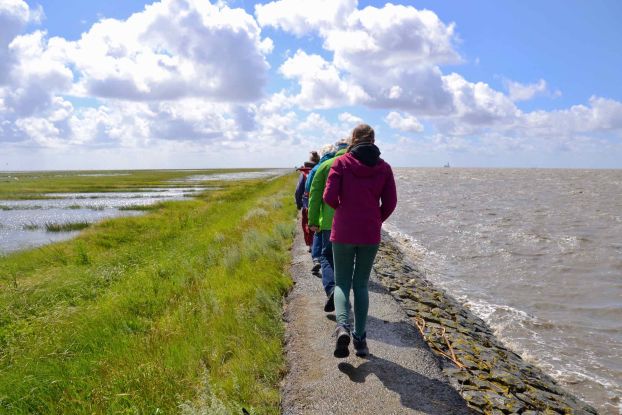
[385,168,621,414]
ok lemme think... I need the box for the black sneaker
[311,260,321,274]
[324,291,335,312]
[352,333,369,357]
[333,325,350,358]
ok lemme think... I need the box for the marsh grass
[0,168,270,200]
[44,221,91,232]
[22,223,40,230]
[0,173,297,414]
[117,204,158,211]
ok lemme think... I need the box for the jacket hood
[344,145,385,177]
[318,152,335,164]
[350,143,381,166]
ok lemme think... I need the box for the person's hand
[309,225,319,232]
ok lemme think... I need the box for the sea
[385,168,621,414]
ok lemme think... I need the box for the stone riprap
[373,234,599,415]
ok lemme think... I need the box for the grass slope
[0,174,297,414]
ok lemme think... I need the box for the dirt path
[281,228,473,415]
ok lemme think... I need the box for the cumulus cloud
[441,73,518,130]
[58,0,272,102]
[522,96,622,137]
[1,0,621,168]
[0,0,276,149]
[279,50,369,109]
[255,0,356,36]
[0,0,42,84]
[4,31,73,117]
[385,111,424,132]
[504,78,558,102]
[338,112,363,124]
[325,4,460,70]
[264,1,459,114]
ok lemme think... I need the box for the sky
[1,0,621,170]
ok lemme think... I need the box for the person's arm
[323,160,342,210]
[380,165,397,222]
[294,173,305,209]
[308,163,328,227]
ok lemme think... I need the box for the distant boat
[443,163,450,168]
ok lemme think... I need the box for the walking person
[306,144,335,275]
[294,151,320,250]
[323,124,397,357]
[308,139,349,311]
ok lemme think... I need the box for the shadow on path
[368,279,388,294]
[365,314,427,349]
[338,355,473,415]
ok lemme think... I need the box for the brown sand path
[281,227,474,414]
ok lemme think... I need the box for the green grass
[44,221,91,232]
[0,169,271,200]
[117,204,159,211]
[0,173,297,414]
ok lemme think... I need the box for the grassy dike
[0,174,297,414]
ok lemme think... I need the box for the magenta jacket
[323,147,397,245]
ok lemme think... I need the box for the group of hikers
[294,124,397,358]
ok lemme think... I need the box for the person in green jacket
[308,139,348,312]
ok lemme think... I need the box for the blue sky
[2,0,621,169]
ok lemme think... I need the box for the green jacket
[308,148,347,230]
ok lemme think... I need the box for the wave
[382,223,621,413]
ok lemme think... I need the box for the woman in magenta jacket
[323,124,397,358]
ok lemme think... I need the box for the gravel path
[281,228,473,415]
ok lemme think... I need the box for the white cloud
[384,111,423,132]
[271,2,459,114]
[4,31,73,116]
[0,0,41,84]
[522,96,622,137]
[55,0,271,102]
[0,0,278,149]
[255,0,356,36]
[338,112,363,124]
[505,79,550,102]
[325,4,460,70]
[442,72,518,129]
[1,0,621,168]
[279,50,369,109]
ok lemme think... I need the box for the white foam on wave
[382,223,449,276]
[383,223,622,410]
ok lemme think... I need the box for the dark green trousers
[332,242,379,337]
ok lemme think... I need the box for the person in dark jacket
[294,151,319,248]
[323,124,397,358]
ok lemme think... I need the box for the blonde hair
[319,144,335,157]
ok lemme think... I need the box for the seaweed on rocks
[373,233,599,415]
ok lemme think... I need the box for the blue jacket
[305,152,335,193]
